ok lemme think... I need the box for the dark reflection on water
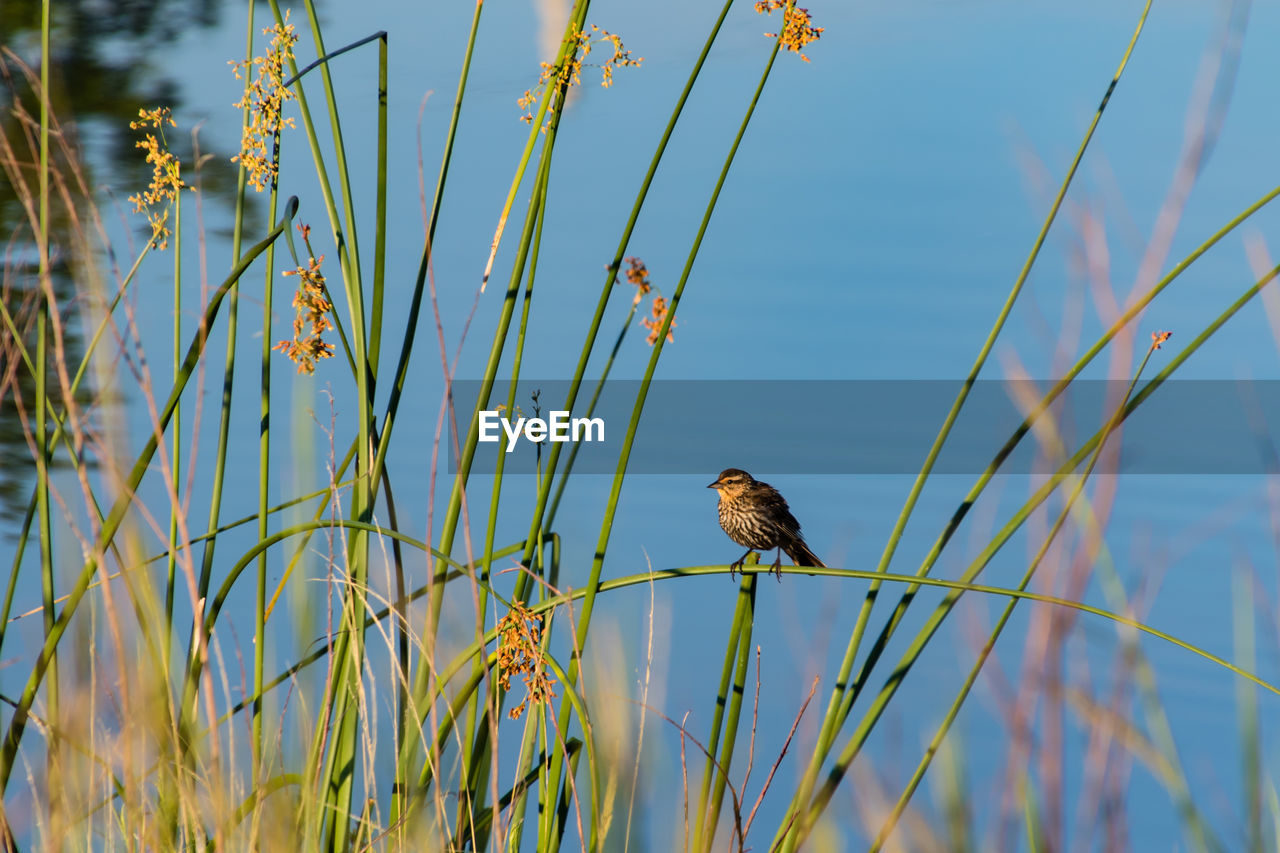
[0,0,255,534]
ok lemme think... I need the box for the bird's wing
[760,489,803,536]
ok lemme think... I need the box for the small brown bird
[707,468,825,581]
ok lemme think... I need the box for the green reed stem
[779,5,1154,846]
[542,290,636,529]
[128,511,1273,841]
[0,252,153,784]
[0,198,298,795]
[0,240,154,649]
[535,566,1279,700]
[414,0,588,667]
[795,260,1280,841]
[36,298,57,774]
[375,6,484,814]
[224,538,529,721]
[507,562,557,852]
[544,649,603,849]
[199,544,1280,789]
[695,566,757,853]
[0,239,135,655]
[166,173,183,652]
[1024,783,1045,853]
[370,0,480,518]
[8,473,358,639]
[863,173,1280,683]
[254,149,284,782]
[196,0,254,723]
[397,2,591,828]
[162,162,187,852]
[36,0,56,794]
[461,139,556,851]
[219,0,258,789]
[775,171,1280,845]
[0,244,157,678]
[520,0,738,584]
[265,10,386,842]
[472,740,582,844]
[481,86,568,853]
[871,338,1160,851]
[542,24,783,845]
[371,36,388,374]
[462,134,559,853]
[263,437,360,621]
[483,109,563,853]
[280,3,369,378]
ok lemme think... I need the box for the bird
[707,468,825,581]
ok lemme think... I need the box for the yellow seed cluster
[623,256,651,305]
[755,1,824,61]
[518,24,643,127]
[274,225,335,374]
[496,601,557,719]
[230,12,299,191]
[127,107,189,250]
[641,295,676,346]
[591,25,643,88]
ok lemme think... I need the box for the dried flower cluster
[623,256,651,305]
[128,107,189,250]
[755,1,824,61]
[274,224,335,374]
[641,295,676,346]
[496,601,557,719]
[518,24,642,127]
[230,12,298,191]
[1151,330,1172,350]
[619,256,675,346]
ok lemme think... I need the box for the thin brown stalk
[742,676,819,843]
[623,553,658,853]
[681,711,691,853]
[740,646,762,806]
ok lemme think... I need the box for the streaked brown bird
[707,468,826,581]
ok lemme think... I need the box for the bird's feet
[730,549,754,581]
[771,550,783,583]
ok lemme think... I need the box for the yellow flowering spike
[755,1,824,61]
[274,242,335,374]
[230,11,298,191]
[517,23,642,127]
[496,602,556,719]
[127,107,189,250]
[622,256,652,305]
[129,106,177,130]
[640,294,676,345]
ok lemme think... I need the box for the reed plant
[2,0,1279,850]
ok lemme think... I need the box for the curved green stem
[543,24,785,843]
[779,5,1155,847]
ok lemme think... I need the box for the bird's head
[708,468,754,498]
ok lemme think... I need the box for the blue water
[7,0,1280,847]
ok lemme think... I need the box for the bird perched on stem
[707,468,825,581]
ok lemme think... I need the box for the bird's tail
[783,539,826,569]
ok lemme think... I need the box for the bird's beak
[707,479,721,489]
